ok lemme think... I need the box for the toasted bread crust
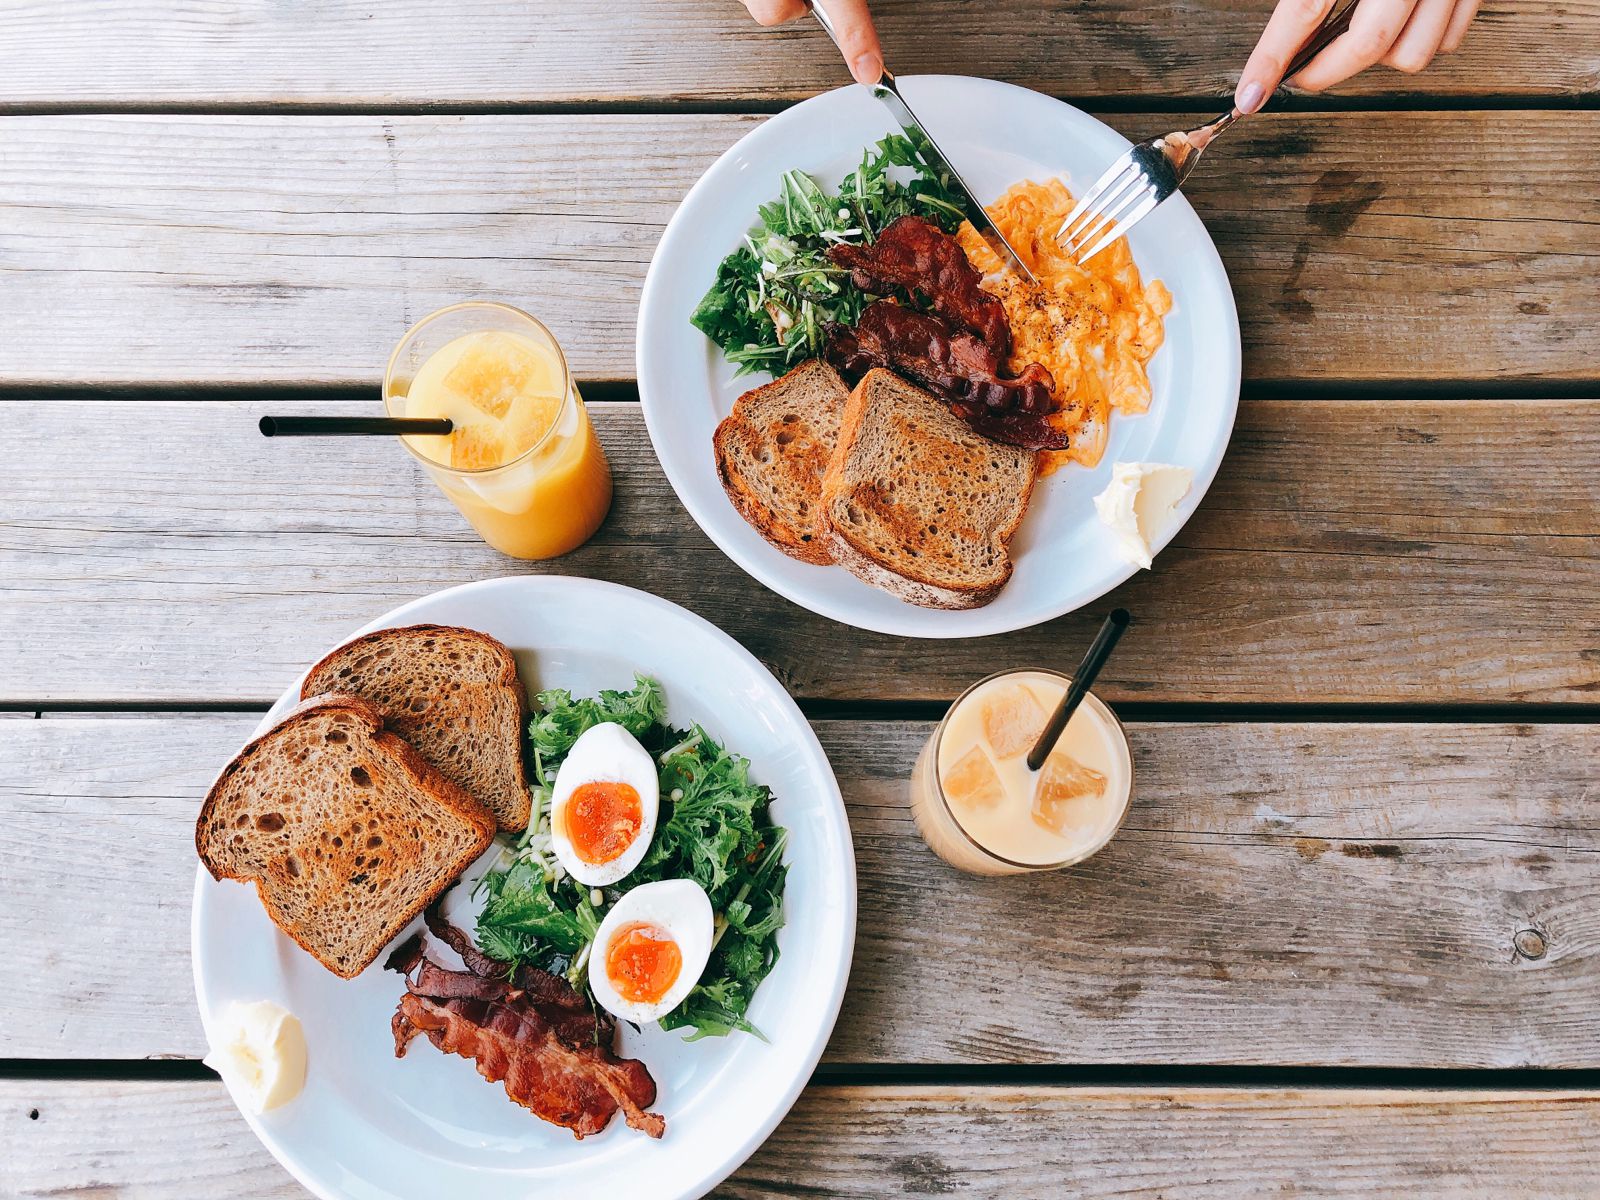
[817,370,1037,609]
[714,421,835,565]
[196,693,496,979]
[301,624,530,833]
[821,525,1009,609]
[714,359,849,566]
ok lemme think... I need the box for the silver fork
[1058,0,1359,264]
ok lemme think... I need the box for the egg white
[548,722,660,886]
[589,879,714,1025]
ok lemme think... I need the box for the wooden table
[3,2,1598,1195]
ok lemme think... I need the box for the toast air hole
[256,812,286,833]
[324,729,348,745]
[350,766,373,788]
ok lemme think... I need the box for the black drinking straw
[259,416,453,437]
[1025,608,1132,772]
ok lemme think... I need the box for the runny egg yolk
[605,922,683,1004]
[560,780,643,865]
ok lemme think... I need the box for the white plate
[637,75,1240,638]
[192,576,856,1200]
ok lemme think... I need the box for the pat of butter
[1094,462,1193,570]
[204,1000,307,1113]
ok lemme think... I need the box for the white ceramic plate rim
[637,75,1241,639]
[191,575,856,1200]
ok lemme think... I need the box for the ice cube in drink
[980,682,1049,759]
[444,331,543,420]
[943,745,1005,813]
[1031,752,1108,836]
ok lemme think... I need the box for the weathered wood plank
[0,113,1594,386]
[5,1079,1600,1198]
[0,0,1590,105]
[4,715,1596,1066]
[3,399,1595,706]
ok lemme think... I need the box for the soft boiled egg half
[590,879,714,1025]
[550,722,660,886]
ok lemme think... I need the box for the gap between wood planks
[3,94,1599,118]
[4,381,1599,405]
[5,1058,1600,1091]
[6,701,1600,723]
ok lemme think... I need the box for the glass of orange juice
[385,302,613,559]
[909,669,1134,876]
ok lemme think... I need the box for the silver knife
[807,1,1039,285]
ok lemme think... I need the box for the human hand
[738,0,883,85]
[1234,0,1481,113]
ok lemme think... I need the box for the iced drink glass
[385,302,612,560]
[910,668,1134,876]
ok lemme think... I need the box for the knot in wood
[1513,928,1547,960]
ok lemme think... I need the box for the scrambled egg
[957,179,1171,470]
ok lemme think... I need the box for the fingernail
[1236,81,1266,114]
[852,52,883,85]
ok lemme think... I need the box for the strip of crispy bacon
[423,903,507,978]
[385,932,426,975]
[829,215,1012,355]
[388,918,663,1139]
[827,303,1069,450]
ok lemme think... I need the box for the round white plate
[638,75,1240,638]
[192,576,856,1200]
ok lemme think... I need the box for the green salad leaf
[528,675,666,762]
[477,859,601,964]
[475,677,788,1039]
[689,130,977,375]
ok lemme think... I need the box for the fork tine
[1056,156,1135,244]
[1065,175,1151,259]
[1078,190,1161,264]
[1059,169,1143,253]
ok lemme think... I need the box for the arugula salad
[475,677,788,1039]
[690,131,977,375]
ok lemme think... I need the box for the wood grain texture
[1,112,1595,386]
[5,1079,1600,1198]
[0,0,1591,105]
[5,715,1597,1066]
[3,399,1595,706]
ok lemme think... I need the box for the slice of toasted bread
[301,624,530,833]
[196,694,496,978]
[818,369,1038,610]
[713,358,850,565]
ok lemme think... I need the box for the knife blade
[806,3,1039,285]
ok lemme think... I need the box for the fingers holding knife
[741,0,884,85]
